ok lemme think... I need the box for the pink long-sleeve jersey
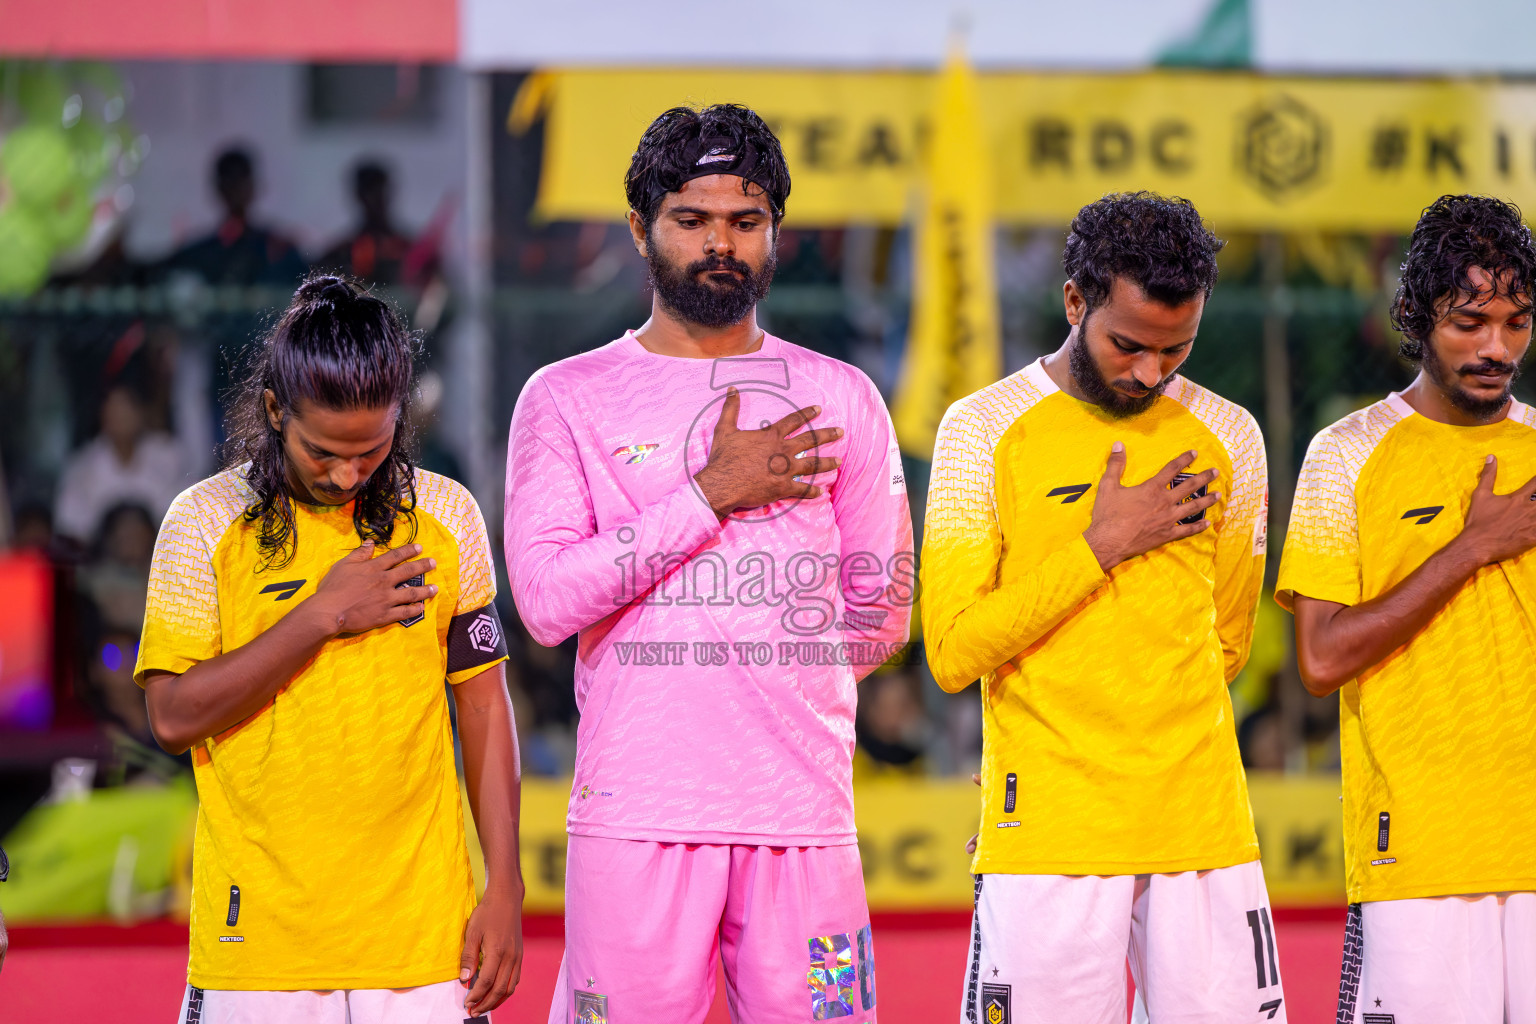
[505,330,914,846]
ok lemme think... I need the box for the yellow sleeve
[920,400,1106,693]
[1211,408,1269,682]
[135,488,224,685]
[1276,427,1362,612]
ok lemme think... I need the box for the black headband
[653,136,783,215]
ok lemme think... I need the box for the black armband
[447,603,508,676]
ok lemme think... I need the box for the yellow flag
[891,48,1002,459]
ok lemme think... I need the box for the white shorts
[176,978,473,1024]
[963,860,1287,1024]
[1337,892,1536,1024]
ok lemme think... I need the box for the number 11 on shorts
[1245,908,1283,1019]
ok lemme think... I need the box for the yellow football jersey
[923,359,1268,874]
[1277,393,1536,903]
[135,467,508,990]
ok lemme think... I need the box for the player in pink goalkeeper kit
[505,104,911,1024]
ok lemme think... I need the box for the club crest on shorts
[575,989,608,1024]
[981,982,1011,1024]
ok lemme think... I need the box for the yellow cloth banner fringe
[890,49,1002,459]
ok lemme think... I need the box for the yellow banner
[891,49,1002,460]
[533,69,1536,231]
[507,773,1344,911]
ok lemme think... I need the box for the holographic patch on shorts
[807,933,855,1019]
[856,924,876,1011]
[574,990,608,1024]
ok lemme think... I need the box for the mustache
[688,255,754,277]
[1459,360,1518,375]
[1113,379,1155,396]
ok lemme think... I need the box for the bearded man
[504,104,912,1024]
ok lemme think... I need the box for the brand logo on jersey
[1401,506,1443,525]
[226,885,241,926]
[981,983,1011,1024]
[259,579,306,601]
[217,935,244,942]
[575,990,609,1024]
[1363,1014,1396,1024]
[467,613,501,653]
[611,443,661,465]
[1371,857,1397,866]
[1046,484,1091,504]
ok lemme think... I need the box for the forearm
[144,601,334,755]
[454,666,524,898]
[925,536,1107,692]
[1296,535,1484,694]
[509,481,720,645]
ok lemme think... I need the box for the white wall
[117,61,470,274]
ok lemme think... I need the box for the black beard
[1422,343,1521,420]
[1068,313,1168,419]
[645,238,775,329]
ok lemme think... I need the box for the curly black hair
[222,274,420,569]
[1062,192,1225,313]
[624,104,791,229]
[1390,194,1536,361]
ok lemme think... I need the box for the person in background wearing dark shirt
[317,160,439,289]
[162,147,307,288]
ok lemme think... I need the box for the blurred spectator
[80,625,151,747]
[76,503,156,637]
[9,503,55,553]
[161,146,306,288]
[1238,706,1288,772]
[316,160,438,288]
[54,385,188,544]
[854,667,929,777]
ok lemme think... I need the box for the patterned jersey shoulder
[136,468,255,684]
[411,470,496,612]
[1304,397,1411,494]
[1167,377,1267,523]
[1510,399,1536,429]
[1168,376,1263,464]
[927,365,1055,529]
[168,467,256,549]
[938,365,1054,455]
[1275,398,1410,611]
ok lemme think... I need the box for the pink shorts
[549,835,876,1024]
[1338,891,1536,1023]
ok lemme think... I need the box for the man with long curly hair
[1280,194,1536,1022]
[136,275,522,1021]
[924,193,1284,1022]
